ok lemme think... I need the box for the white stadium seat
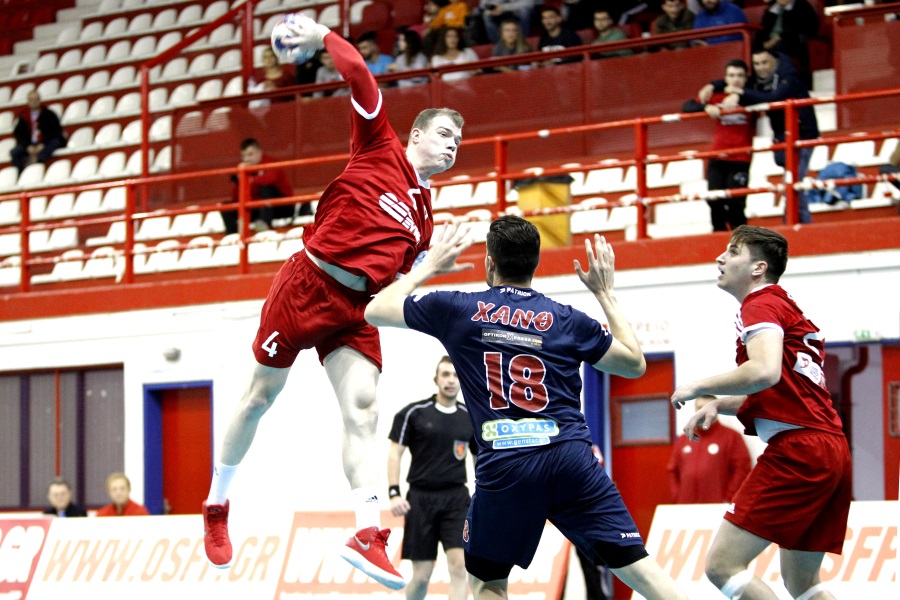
[59,74,85,96]
[85,70,111,93]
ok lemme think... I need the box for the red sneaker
[339,526,405,590]
[202,500,233,568]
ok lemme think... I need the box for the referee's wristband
[388,485,401,499]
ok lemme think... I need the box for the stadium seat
[115,93,141,116]
[278,226,305,256]
[157,32,183,53]
[56,26,79,45]
[223,75,243,96]
[248,230,283,263]
[57,49,83,71]
[58,74,85,96]
[196,79,223,102]
[131,36,157,58]
[433,183,473,209]
[255,0,281,13]
[202,210,226,234]
[319,4,340,27]
[125,149,149,175]
[102,187,127,212]
[72,189,104,215]
[136,215,172,241]
[0,233,20,257]
[70,155,100,182]
[63,126,95,153]
[28,197,47,221]
[209,23,236,46]
[85,71,111,93]
[188,53,216,76]
[10,83,35,104]
[204,1,230,22]
[62,99,89,123]
[86,221,127,246]
[161,57,189,81]
[82,45,107,67]
[211,233,242,266]
[47,227,79,251]
[43,160,72,186]
[0,200,19,225]
[31,249,85,283]
[170,212,206,237]
[143,239,182,272]
[0,255,21,287]
[216,49,242,71]
[33,53,58,74]
[97,0,121,13]
[17,163,46,190]
[110,65,137,88]
[121,120,143,145]
[105,17,129,37]
[94,122,123,147]
[149,115,172,141]
[148,88,169,111]
[127,14,153,35]
[831,140,879,167]
[107,40,133,63]
[152,146,171,172]
[153,8,178,29]
[79,21,105,42]
[178,235,215,269]
[43,193,76,219]
[178,4,203,25]
[0,139,15,162]
[98,151,127,179]
[88,96,117,121]
[82,246,121,279]
[0,110,12,134]
[168,83,197,107]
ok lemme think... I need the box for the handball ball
[271,15,316,64]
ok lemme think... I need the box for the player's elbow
[363,302,386,327]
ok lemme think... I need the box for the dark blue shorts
[464,440,645,570]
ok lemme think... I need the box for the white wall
[1,249,898,511]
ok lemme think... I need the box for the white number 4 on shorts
[262,331,280,357]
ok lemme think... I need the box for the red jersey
[96,499,149,516]
[734,285,844,436]
[667,421,751,504]
[709,92,753,163]
[230,153,293,202]
[303,34,433,295]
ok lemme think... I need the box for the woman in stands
[253,46,297,92]
[388,29,429,87]
[430,27,480,81]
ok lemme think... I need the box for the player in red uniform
[671,225,850,600]
[201,14,464,590]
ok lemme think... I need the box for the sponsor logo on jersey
[481,328,543,348]
[471,302,553,332]
[482,418,558,449]
[620,532,641,539]
[793,351,826,387]
[453,440,467,460]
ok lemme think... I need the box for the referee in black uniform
[388,356,477,600]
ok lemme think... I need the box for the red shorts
[251,251,382,370]
[725,428,851,554]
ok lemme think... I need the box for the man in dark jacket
[700,47,819,223]
[756,0,819,86]
[43,479,87,518]
[11,91,66,172]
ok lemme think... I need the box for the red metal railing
[2,86,898,295]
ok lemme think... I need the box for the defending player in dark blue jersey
[365,216,689,600]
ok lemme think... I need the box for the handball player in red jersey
[672,225,851,600]
[201,14,464,590]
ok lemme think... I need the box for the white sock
[351,487,381,530]
[207,462,239,505]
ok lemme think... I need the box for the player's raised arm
[279,14,380,114]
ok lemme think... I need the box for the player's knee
[708,568,752,599]
[240,388,276,419]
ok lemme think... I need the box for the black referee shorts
[402,485,471,561]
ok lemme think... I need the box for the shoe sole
[339,546,405,590]
[206,558,233,570]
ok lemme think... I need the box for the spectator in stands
[388,29,429,86]
[692,0,747,45]
[357,31,393,75]
[43,479,87,518]
[410,0,441,40]
[700,47,820,223]
[756,0,819,87]
[479,0,539,43]
[537,5,584,64]
[431,28,480,81]
[490,17,534,71]
[592,9,633,57]
[96,473,150,517]
[11,91,66,173]
[682,59,754,231]
[880,142,900,193]
[652,0,695,49]
[667,396,752,504]
[313,50,349,97]
[223,138,305,235]
[424,0,472,54]
[561,0,600,31]
[253,47,296,91]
